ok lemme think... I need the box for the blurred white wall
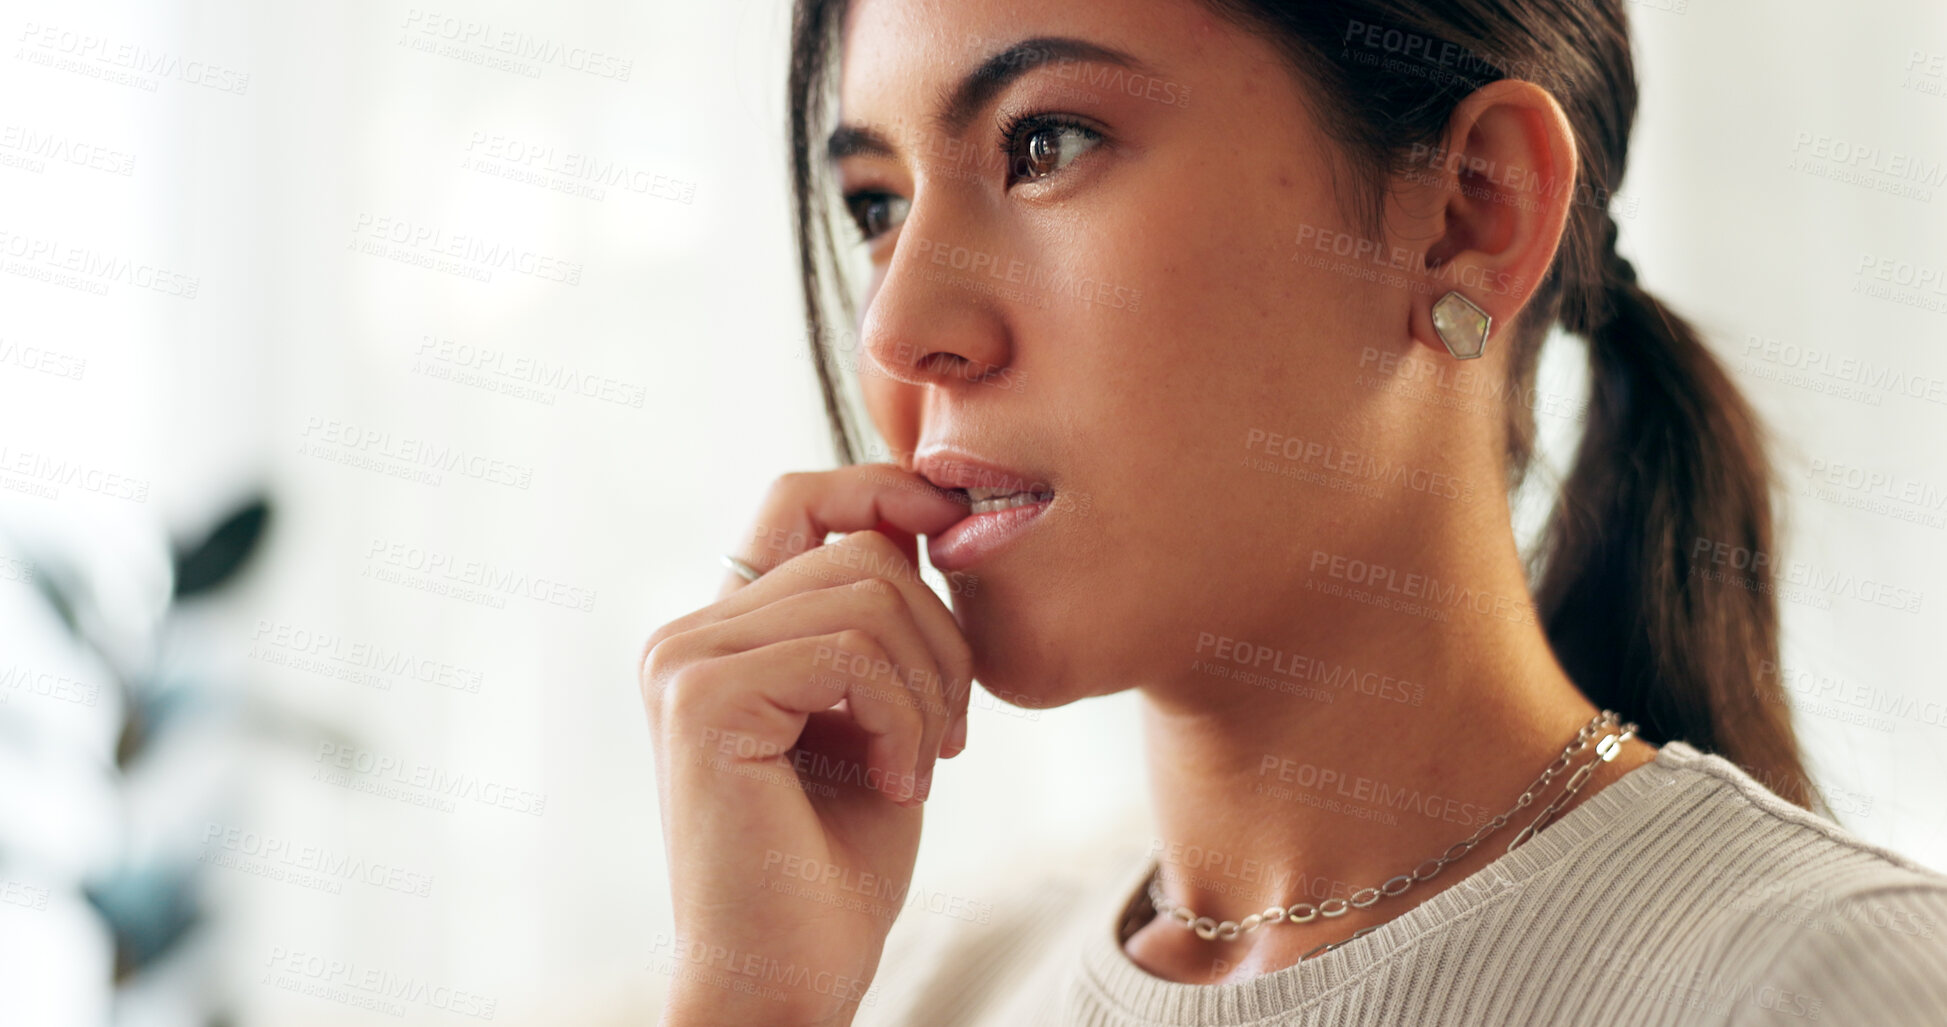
[0,0,1941,1024]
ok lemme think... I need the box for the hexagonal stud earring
[1431,291,1491,360]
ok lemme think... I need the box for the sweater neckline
[1078,739,1704,1021]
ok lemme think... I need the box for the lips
[914,448,1056,572]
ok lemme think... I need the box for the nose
[858,215,1016,391]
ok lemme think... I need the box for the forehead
[835,0,1227,128]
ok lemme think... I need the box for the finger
[687,573,961,794]
[669,579,954,728]
[941,712,968,759]
[719,464,967,598]
[666,632,929,806]
[748,532,973,738]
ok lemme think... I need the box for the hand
[641,464,975,1027]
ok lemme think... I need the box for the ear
[1393,80,1579,362]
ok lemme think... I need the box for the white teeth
[968,492,1049,514]
[965,485,1046,500]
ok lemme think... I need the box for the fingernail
[944,713,968,755]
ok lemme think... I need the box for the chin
[955,592,1118,715]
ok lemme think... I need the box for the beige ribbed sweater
[856,741,1947,1026]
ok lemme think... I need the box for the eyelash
[840,109,1104,244]
[995,109,1103,186]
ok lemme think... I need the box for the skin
[644,1,1658,1022]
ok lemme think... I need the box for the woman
[641,0,1947,1023]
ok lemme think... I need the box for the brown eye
[844,191,910,242]
[1004,116,1102,186]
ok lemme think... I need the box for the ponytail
[1536,217,1820,813]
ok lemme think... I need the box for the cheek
[1026,183,1373,573]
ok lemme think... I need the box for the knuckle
[639,627,691,681]
[640,626,673,679]
[838,527,904,569]
[641,613,702,678]
[770,470,815,502]
[660,662,723,725]
[831,627,882,661]
[851,575,904,610]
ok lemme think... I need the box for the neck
[1127,515,1658,982]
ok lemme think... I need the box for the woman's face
[835,0,1438,708]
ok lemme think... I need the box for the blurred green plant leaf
[84,862,201,983]
[173,498,271,599]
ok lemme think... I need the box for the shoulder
[1720,884,1947,1025]
[1641,740,1946,892]
[1604,742,1947,1024]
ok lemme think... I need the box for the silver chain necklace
[1145,709,1638,960]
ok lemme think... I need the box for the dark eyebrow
[824,36,1152,163]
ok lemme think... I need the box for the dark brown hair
[786,0,1821,812]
